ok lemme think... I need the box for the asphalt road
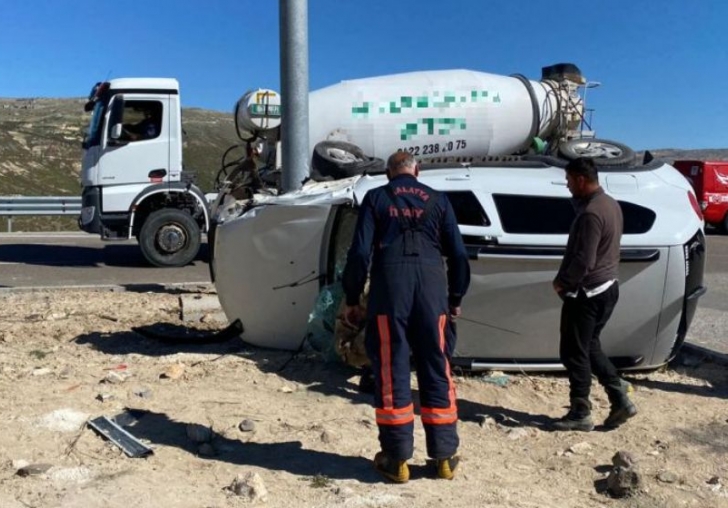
[0,233,211,289]
[0,231,726,354]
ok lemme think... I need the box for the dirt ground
[0,287,726,508]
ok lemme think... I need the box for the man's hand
[448,305,462,321]
[552,280,563,295]
[343,304,365,329]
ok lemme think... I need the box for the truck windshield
[83,101,105,148]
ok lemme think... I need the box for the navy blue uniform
[342,174,470,460]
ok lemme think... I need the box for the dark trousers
[366,262,459,461]
[559,283,621,400]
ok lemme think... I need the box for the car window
[494,195,574,234]
[620,201,656,234]
[445,191,490,226]
[493,194,655,235]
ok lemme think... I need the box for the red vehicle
[674,160,728,232]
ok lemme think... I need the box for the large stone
[230,472,268,502]
[612,450,637,469]
[657,470,678,484]
[607,466,641,498]
[238,419,256,432]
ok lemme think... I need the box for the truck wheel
[138,209,201,267]
[558,138,636,167]
[311,140,385,181]
[723,213,728,235]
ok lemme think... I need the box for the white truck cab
[80,78,209,267]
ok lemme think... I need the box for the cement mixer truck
[222,62,634,192]
[79,63,632,267]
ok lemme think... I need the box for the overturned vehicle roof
[210,156,706,371]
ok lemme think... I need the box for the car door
[456,185,669,369]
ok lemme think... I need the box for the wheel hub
[156,224,187,253]
[572,141,623,159]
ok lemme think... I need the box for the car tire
[138,208,201,267]
[722,212,728,235]
[311,140,385,180]
[558,138,636,167]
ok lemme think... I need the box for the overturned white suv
[210,155,706,371]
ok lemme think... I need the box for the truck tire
[311,140,385,181]
[138,209,201,267]
[558,138,636,167]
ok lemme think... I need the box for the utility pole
[279,0,310,192]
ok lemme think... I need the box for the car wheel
[138,209,201,267]
[558,138,636,167]
[311,140,385,180]
[723,212,728,235]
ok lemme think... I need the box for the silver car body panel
[212,161,705,370]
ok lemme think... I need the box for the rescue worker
[552,157,638,431]
[341,151,470,482]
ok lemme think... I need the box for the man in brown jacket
[552,157,637,431]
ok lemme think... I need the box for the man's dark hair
[565,157,599,183]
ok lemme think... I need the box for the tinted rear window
[493,194,655,235]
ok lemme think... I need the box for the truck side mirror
[110,123,123,140]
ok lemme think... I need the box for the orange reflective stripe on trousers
[420,314,458,425]
[377,314,394,409]
[376,403,415,426]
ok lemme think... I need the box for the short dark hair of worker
[386,151,417,175]
[565,157,599,183]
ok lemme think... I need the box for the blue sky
[0,0,725,150]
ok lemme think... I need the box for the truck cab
[80,78,209,267]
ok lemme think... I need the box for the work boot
[552,397,594,432]
[603,379,638,429]
[434,455,460,480]
[373,451,409,483]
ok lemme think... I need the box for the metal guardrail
[0,196,81,232]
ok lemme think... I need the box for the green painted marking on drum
[400,118,467,140]
[352,89,498,119]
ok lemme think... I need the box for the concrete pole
[279,0,310,193]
